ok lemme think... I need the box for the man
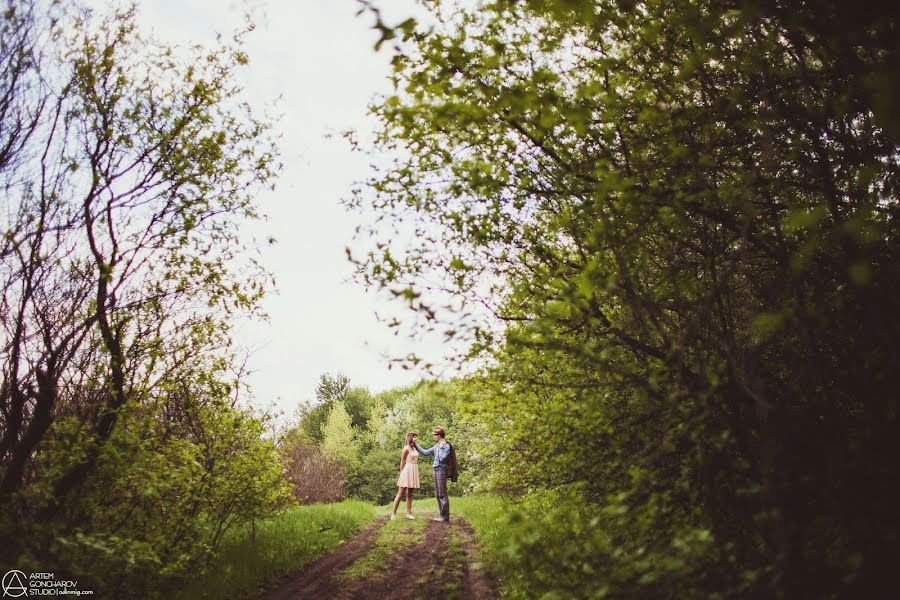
[416,426,452,522]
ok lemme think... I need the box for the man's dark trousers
[434,466,450,521]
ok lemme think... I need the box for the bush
[281,442,347,504]
[346,446,401,504]
[455,492,735,600]
[5,398,293,599]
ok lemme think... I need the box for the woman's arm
[399,447,409,471]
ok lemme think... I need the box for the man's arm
[416,443,436,455]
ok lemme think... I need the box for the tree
[0,2,288,592]
[320,400,357,472]
[315,372,351,403]
[281,442,346,504]
[342,386,374,430]
[295,373,374,443]
[364,398,395,449]
[0,0,48,181]
[351,0,900,596]
[294,373,350,443]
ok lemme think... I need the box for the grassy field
[177,500,378,600]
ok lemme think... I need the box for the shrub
[280,442,346,504]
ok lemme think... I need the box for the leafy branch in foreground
[1,2,290,595]
[349,0,899,597]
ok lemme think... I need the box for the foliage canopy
[0,2,290,596]
[351,0,900,597]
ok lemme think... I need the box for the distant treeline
[278,374,487,505]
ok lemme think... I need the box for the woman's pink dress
[396,446,421,488]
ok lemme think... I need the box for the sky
[115,0,457,425]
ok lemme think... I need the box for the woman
[391,432,420,520]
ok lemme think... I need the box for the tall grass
[448,495,508,546]
[177,500,378,600]
[444,495,509,569]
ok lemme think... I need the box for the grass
[339,497,477,597]
[445,495,508,556]
[337,511,427,581]
[441,520,467,595]
[174,495,511,600]
[371,495,510,562]
[444,495,512,594]
[176,500,378,600]
[376,497,441,518]
[380,495,512,594]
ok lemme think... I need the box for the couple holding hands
[391,426,456,522]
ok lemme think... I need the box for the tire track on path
[254,516,388,600]
[254,513,498,600]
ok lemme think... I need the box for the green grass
[380,495,512,594]
[441,521,467,595]
[338,511,427,581]
[444,495,512,594]
[376,497,440,518]
[445,495,508,555]
[176,500,378,600]
[372,495,509,558]
[174,495,510,600]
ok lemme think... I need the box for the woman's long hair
[405,432,418,450]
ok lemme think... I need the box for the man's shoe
[430,516,444,522]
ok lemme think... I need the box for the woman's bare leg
[406,489,413,515]
[392,487,406,517]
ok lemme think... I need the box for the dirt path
[254,516,388,600]
[253,512,499,600]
